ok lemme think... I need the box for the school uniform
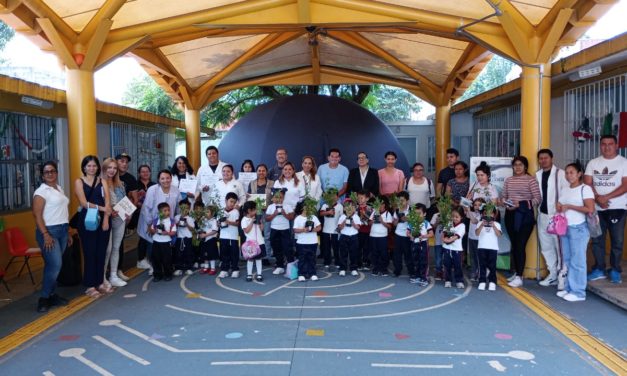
[267,203,294,268]
[410,220,433,281]
[467,210,481,280]
[477,222,501,285]
[200,218,219,264]
[320,202,342,267]
[442,223,466,284]
[151,217,176,279]
[294,215,321,278]
[369,211,393,275]
[393,207,413,277]
[338,213,361,272]
[219,208,240,272]
[357,204,372,268]
[241,216,267,259]
[174,214,194,271]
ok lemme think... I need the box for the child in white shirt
[293,201,322,281]
[319,189,342,269]
[337,199,361,276]
[197,202,219,275]
[266,190,295,275]
[218,192,241,278]
[392,191,412,277]
[465,198,485,282]
[149,202,177,282]
[369,196,393,276]
[241,201,267,282]
[174,200,194,276]
[442,207,466,288]
[475,205,502,291]
[408,203,434,286]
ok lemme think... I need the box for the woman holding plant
[296,156,322,200]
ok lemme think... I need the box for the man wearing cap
[116,153,139,281]
[196,146,228,204]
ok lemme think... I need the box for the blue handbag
[84,206,100,231]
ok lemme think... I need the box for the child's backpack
[547,213,568,236]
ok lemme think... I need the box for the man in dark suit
[347,152,380,197]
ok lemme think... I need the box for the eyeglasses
[43,170,57,175]
[413,169,424,172]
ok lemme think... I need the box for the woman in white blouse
[32,161,71,313]
[170,156,197,201]
[296,155,322,200]
[406,163,435,207]
[274,162,306,207]
[215,164,246,208]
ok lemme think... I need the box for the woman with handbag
[73,155,111,298]
[556,162,595,302]
[32,161,72,312]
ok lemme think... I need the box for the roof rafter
[78,0,126,44]
[22,0,77,42]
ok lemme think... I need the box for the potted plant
[343,200,356,227]
[406,209,425,238]
[481,200,497,228]
[303,195,319,232]
[321,188,339,218]
[254,196,266,222]
[370,196,383,224]
[437,194,454,237]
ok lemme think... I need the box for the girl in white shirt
[293,201,322,281]
[556,162,595,302]
[369,196,393,276]
[170,156,197,202]
[442,207,466,288]
[475,205,502,291]
[241,201,266,282]
[337,200,361,276]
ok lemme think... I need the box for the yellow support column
[540,63,551,150]
[184,107,201,170]
[435,102,451,177]
[66,68,98,210]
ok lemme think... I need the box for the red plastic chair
[4,227,42,285]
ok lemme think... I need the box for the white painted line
[141,277,151,292]
[285,271,365,288]
[371,363,453,369]
[212,276,253,295]
[211,361,291,366]
[305,284,395,298]
[58,348,114,376]
[488,360,507,372]
[262,279,297,296]
[92,335,151,365]
[42,371,56,376]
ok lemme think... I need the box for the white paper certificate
[200,174,219,188]
[178,178,198,194]
[238,172,257,187]
[113,196,137,221]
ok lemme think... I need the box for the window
[427,136,436,172]
[0,112,57,213]
[474,104,521,157]
[110,121,171,179]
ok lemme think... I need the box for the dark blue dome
[219,94,410,174]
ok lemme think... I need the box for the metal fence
[473,104,521,157]
[563,73,627,167]
[110,121,172,179]
[0,112,57,213]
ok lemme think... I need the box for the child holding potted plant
[369,196,393,276]
[465,197,486,282]
[241,201,266,282]
[218,192,241,279]
[475,200,502,291]
[442,206,466,288]
[392,191,412,277]
[173,200,195,276]
[319,188,342,270]
[337,198,361,276]
[148,202,177,282]
[197,203,219,275]
[407,203,434,286]
[293,196,321,281]
[356,191,372,270]
[266,189,295,275]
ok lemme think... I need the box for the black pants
[271,229,293,268]
[370,237,388,274]
[320,232,339,266]
[200,238,219,261]
[219,239,240,271]
[443,249,463,283]
[357,232,370,267]
[297,243,317,278]
[411,240,429,279]
[393,234,413,276]
[505,210,535,276]
[151,241,172,278]
[79,226,110,288]
[478,248,497,284]
[174,237,193,270]
[137,237,150,261]
[338,234,359,271]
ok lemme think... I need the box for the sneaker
[137,259,151,269]
[508,276,523,288]
[444,281,452,288]
[381,271,389,277]
[231,271,240,278]
[587,269,606,281]
[164,276,172,282]
[351,270,359,276]
[435,271,443,281]
[218,271,229,278]
[193,262,199,269]
[310,275,318,281]
[563,293,585,302]
[273,267,285,275]
[409,278,419,284]
[539,275,557,287]
[456,282,465,289]
[610,270,622,284]
[556,290,569,298]
[339,270,346,277]
[117,271,130,281]
[173,270,183,276]
[185,270,194,276]
[488,282,496,291]
[208,268,217,275]
[507,273,517,282]
[49,293,69,306]
[418,278,429,287]
[37,297,50,313]
[557,270,567,290]
[256,275,263,282]
[470,274,478,283]
[361,265,370,271]
[371,271,379,276]
[148,267,154,276]
[246,275,253,282]
[478,282,486,291]
[324,265,330,270]
[109,276,127,287]
[298,276,306,282]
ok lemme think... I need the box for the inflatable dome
[219,94,410,174]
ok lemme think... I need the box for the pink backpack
[547,213,568,236]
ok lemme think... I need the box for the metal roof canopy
[0,0,616,110]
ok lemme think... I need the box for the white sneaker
[488,282,496,291]
[185,269,194,276]
[173,270,183,276]
[193,262,199,269]
[109,276,127,287]
[148,267,153,276]
[563,293,585,302]
[201,263,209,269]
[539,274,557,287]
[478,282,486,291]
[456,282,465,289]
[508,276,523,288]
[298,276,306,282]
[339,270,346,277]
[507,273,517,282]
[351,270,359,276]
[117,271,130,281]
[310,275,318,281]
[231,271,240,278]
[137,259,151,269]
[444,281,452,288]
[557,270,567,291]
[273,267,285,275]
[556,290,568,298]
[218,271,229,278]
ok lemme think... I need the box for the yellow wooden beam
[22,0,77,42]
[132,48,178,79]
[94,35,149,70]
[465,30,522,63]
[0,0,24,13]
[537,8,574,63]
[36,18,78,69]
[311,42,320,85]
[81,19,113,71]
[79,0,126,44]
[536,0,577,36]
[297,0,311,23]
[492,1,536,63]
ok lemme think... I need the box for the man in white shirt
[584,135,627,284]
[535,149,568,287]
[196,146,227,204]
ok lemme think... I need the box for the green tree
[0,21,15,63]
[122,75,183,120]
[362,85,422,122]
[456,55,515,103]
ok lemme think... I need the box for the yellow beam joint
[132,48,177,79]
[536,0,577,35]
[184,107,201,171]
[81,19,113,71]
[36,18,78,69]
[22,0,77,42]
[95,35,149,70]
[497,10,535,63]
[0,0,23,13]
[466,30,522,64]
[435,103,451,178]
[536,8,574,63]
[79,0,126,44]
[297,0,311,23]
[311,43,320,85]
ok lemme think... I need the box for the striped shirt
[502,174,541,206]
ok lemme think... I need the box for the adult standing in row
[502,156,541,288]
[535,149,567,287]
[115,153,137,281]
[197,146,227,204]
[74,156,111,298]
[446,161,470,205]
[215,164,246,208]
[101,158,128,288]
[437,148,459,196]
[318,148,349,199]
[136,165,155,270]
[468,162,499,202]
[584,135,627,284]
[347,152,379,197]
[297,156,322,200]
[407,162,435,207]
[274,162,305,207]
[268,148,288,181]
[32,161,71,312]
[378,151,405,196]
[171,156,197,201]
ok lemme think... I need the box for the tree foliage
[122,75,183,120]
[0,21,15,63]
[456,55,515,103]
[362,85,422,122]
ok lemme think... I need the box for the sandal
[246,275,253,282]
[85,288,102,299]
[98,284,114,294]
[255,275,263,282]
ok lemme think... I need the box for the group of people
[31,135,626,312]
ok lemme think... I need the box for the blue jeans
[35,224,68,298]
[560,222,589,298]
[591,209,626,273]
